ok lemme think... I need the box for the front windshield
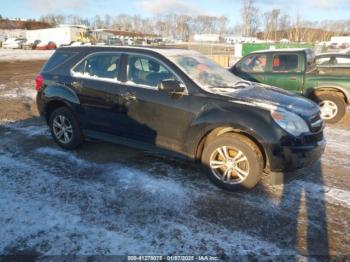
[168,53,242,89]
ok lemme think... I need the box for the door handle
[122,93,137,102]
[71,81,82,89]
[289,77,297,80]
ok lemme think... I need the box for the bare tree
[241,0,260,36]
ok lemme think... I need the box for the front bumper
[267,135,326,172]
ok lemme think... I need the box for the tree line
[38,14,230,41]
[241,0,350,42]
[2,0,350,43]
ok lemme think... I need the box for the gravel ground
[0,60,349,261]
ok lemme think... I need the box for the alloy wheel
[52,115,73,144]
[209,146,250,185]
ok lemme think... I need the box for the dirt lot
[0,60,349,260]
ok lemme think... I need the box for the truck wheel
[49,107,84,149]
[314,92,347,123]
[201,133,263,191]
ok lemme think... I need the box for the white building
[0,29,26,42]
[224,36,259,44]
[26,25,87,46]
[193,34,220,43]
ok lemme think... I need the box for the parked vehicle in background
[231,48,350,123]
[2,38,26,49]
[315,53,350,75]
[36,41,57,50]
[22,40,41,50]
[105,37,123,46]
[26,26,88,47]
[133,39,145,46]
[36,46,325,191]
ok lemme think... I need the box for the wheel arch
[42,85,81,123]
[307,86,349,104]
[44,99,77,124]
[194,126,268,169]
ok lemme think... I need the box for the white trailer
[193,34,220,43]
[26,26,87,47]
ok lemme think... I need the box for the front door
[114,54,192,151]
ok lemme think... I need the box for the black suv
[36,46,326,190]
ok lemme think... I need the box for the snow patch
[0,119,16,125]
[0,82,37,100]
[3,123,49,137]
[0,188,144,255]
[0,151,297,256]
[35,147,92,169]
[0,49,53,62]
[291,180,350,207]
[72,71,121,84]
[323,127,350,168]
[34,146,191,202]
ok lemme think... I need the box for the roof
[59,45,200,57]
[250,48,311,54]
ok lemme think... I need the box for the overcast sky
[1,0,350,25]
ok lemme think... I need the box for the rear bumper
[267,136,326,172]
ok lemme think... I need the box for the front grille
[309,114,324,133]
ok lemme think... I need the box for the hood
[213,82,320,118]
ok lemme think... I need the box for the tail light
[35,75,44,91]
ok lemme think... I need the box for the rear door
[263,53,304,92]
[71,52,123,133]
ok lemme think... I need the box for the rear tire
[201,133,263,191]
[313,92,347,123]
[49,107,83,149]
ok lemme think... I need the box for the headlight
[271,109,309,136]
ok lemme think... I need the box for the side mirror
[158,79,185,93]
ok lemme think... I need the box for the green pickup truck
[230,48,350,123]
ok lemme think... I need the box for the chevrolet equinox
[36,46,326,190]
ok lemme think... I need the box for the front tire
[202,133,263,191]
[49,107,83,149]
[313,92,347,123]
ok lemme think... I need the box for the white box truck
[26,25,87,47]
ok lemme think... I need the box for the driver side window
[127,55,177,88]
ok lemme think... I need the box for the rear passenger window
[336,57,350,65]
[272,54,299,72]
[316,56,350,66]
[72,53,121,81]
[43,51,75,72]
[127,55,176,88]
[316,57,332,65]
